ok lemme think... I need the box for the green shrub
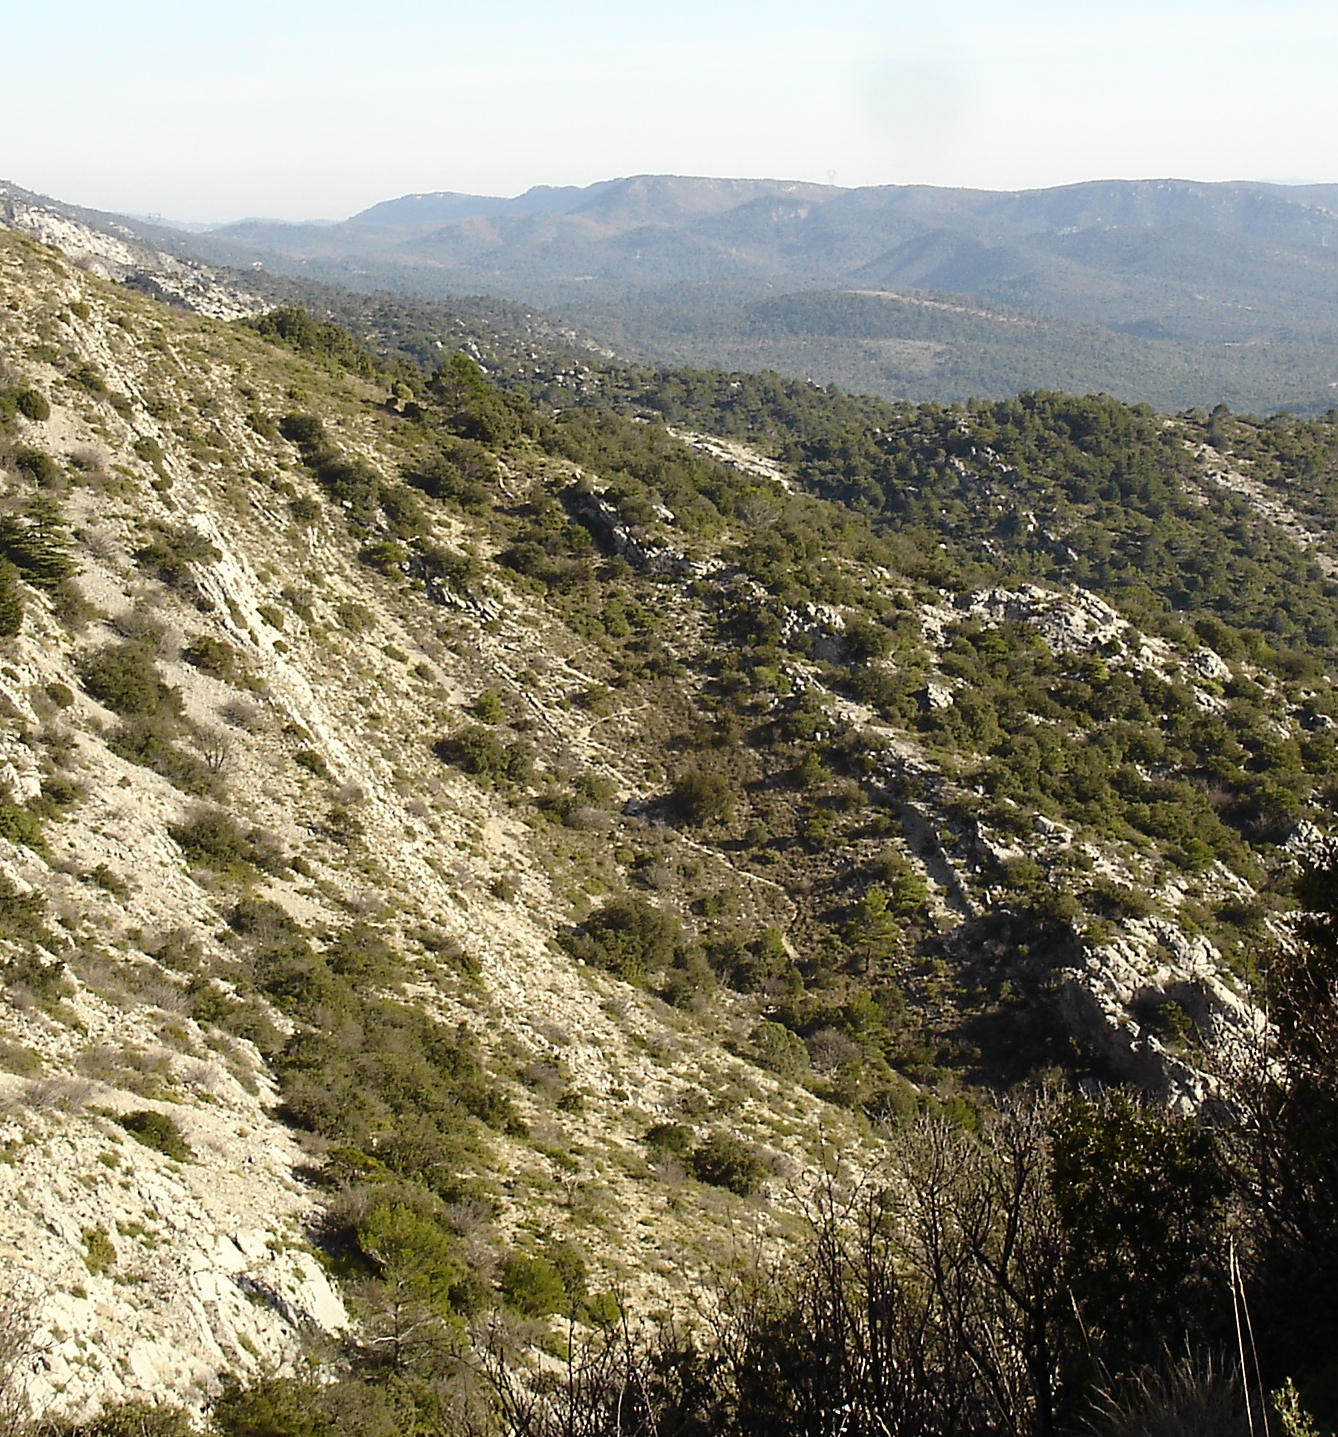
[644,1121,695,1157]
[355,1200,471,1317]
[403,439,496,510]
[108,717,220,798]
[182,634,242,678]
[470,689,505,724]
[132,435,165,467]
[293,748,331,779]
[169,806,285,874]
[562,897,684,985]
[498,1253,567,1317]
[691,1131,772,1196]
[81,642,180,719]
[278,412,329,451]
[54,1398,194,1437]
[427,354,522,447]
[10,445,61,486]
[668,768,735,827]
[133,523,220,588]
[212,1377,331,1437]
[0,876,49,944]
[359,539,408,576]
[68,362,106,395]
[0,949,65,997]
[0,562,21,637]
[0,800,44,853]
[115,1109,192,1161]
[14,389,49,422]
[288,496,321,525]
[334,600,376,634]
[81,1225,116,1275]
[435,726,533,787]
[315,456,384,525]
[751,1020,811,1077]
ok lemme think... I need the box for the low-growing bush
[435,726,533,787]
[133,523,220,588]
[81,642,181,719]
[561,897,684,985]
[498,1253,567,1318]
[169,806,285,875]
[691,1131,772,1196]
[10,446,61,486]
[115,1109,192,1161]
[182,634,242,678]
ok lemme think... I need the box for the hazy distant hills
[164,174,1338,413]
[7,171,1338,412]
[196,174,1338,307]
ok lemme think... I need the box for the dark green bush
[0,875,49,945]
[435,726,533,786]
[108,717,220,798]
[81,642,180,719]
[169,806,285,874]
[115,1109,192,1161]
[644,1121,695,1157]
[278,412,329,451]
[132,436,165,466]
[133,523,220,587]
[14,388,49,422]
[0,800,44,852]
[691,1131,772,1196]
[668,768,735,827]
[212,1377,331,1437]
[182,634,241,678]
[562,897,684,985]
[498,1253,567,1317]
[358,539,408,576]
[68,362,106,395]
[288,496,321,525]
[52,1397,194,1437]
[0,562,21,637]
[10,446,61,486]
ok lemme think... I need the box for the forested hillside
[0,225,1337,1434]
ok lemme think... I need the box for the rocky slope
[0,220,1325,1424]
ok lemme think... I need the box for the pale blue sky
[10,0,1337,222]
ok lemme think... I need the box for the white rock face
[0,1057,346,1420]
[1056,917,1264,1112]
[0,184,264,321]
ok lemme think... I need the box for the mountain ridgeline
[170,172,1338,416]
[1,222,1338,1433]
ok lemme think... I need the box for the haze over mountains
[6,171,1338,414]
[166,172,1338,415]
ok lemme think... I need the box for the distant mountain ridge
[8,171,1338,412]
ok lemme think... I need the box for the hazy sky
[9,0,1336,223]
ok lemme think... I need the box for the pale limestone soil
[0,237,883,1413]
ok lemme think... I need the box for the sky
[8,0,1338,224]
